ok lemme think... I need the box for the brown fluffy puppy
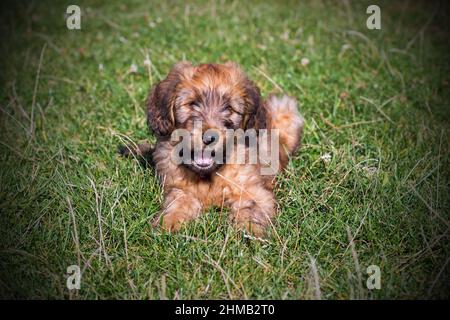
[123,62,304,237]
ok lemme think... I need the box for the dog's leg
[227,186,275,237]
[152,188,203,232]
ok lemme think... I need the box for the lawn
[0,0,449,299]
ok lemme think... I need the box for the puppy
[121,62,304,237]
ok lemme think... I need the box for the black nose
[203,132,217,145]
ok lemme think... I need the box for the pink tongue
[195,152,213,167]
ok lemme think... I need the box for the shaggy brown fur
[121,62,304,237]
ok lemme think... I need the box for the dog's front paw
[152,191,203,233]
[230,208,269,238]
[152,212,186,232]
[239,220,267,238]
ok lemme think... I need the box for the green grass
[0,0,449,299]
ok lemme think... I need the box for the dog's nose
[202,132,217,145]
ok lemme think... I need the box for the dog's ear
[243,79,267,130]
[147,62,193,137]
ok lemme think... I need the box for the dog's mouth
[193,155,214,170]
[183,149,222,177]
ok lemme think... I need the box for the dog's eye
[189,102,199,109]
[223,105,233,112]
[224,120,234,129]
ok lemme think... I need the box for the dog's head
[147,62,267,176]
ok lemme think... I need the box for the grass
[0,0,449,299]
